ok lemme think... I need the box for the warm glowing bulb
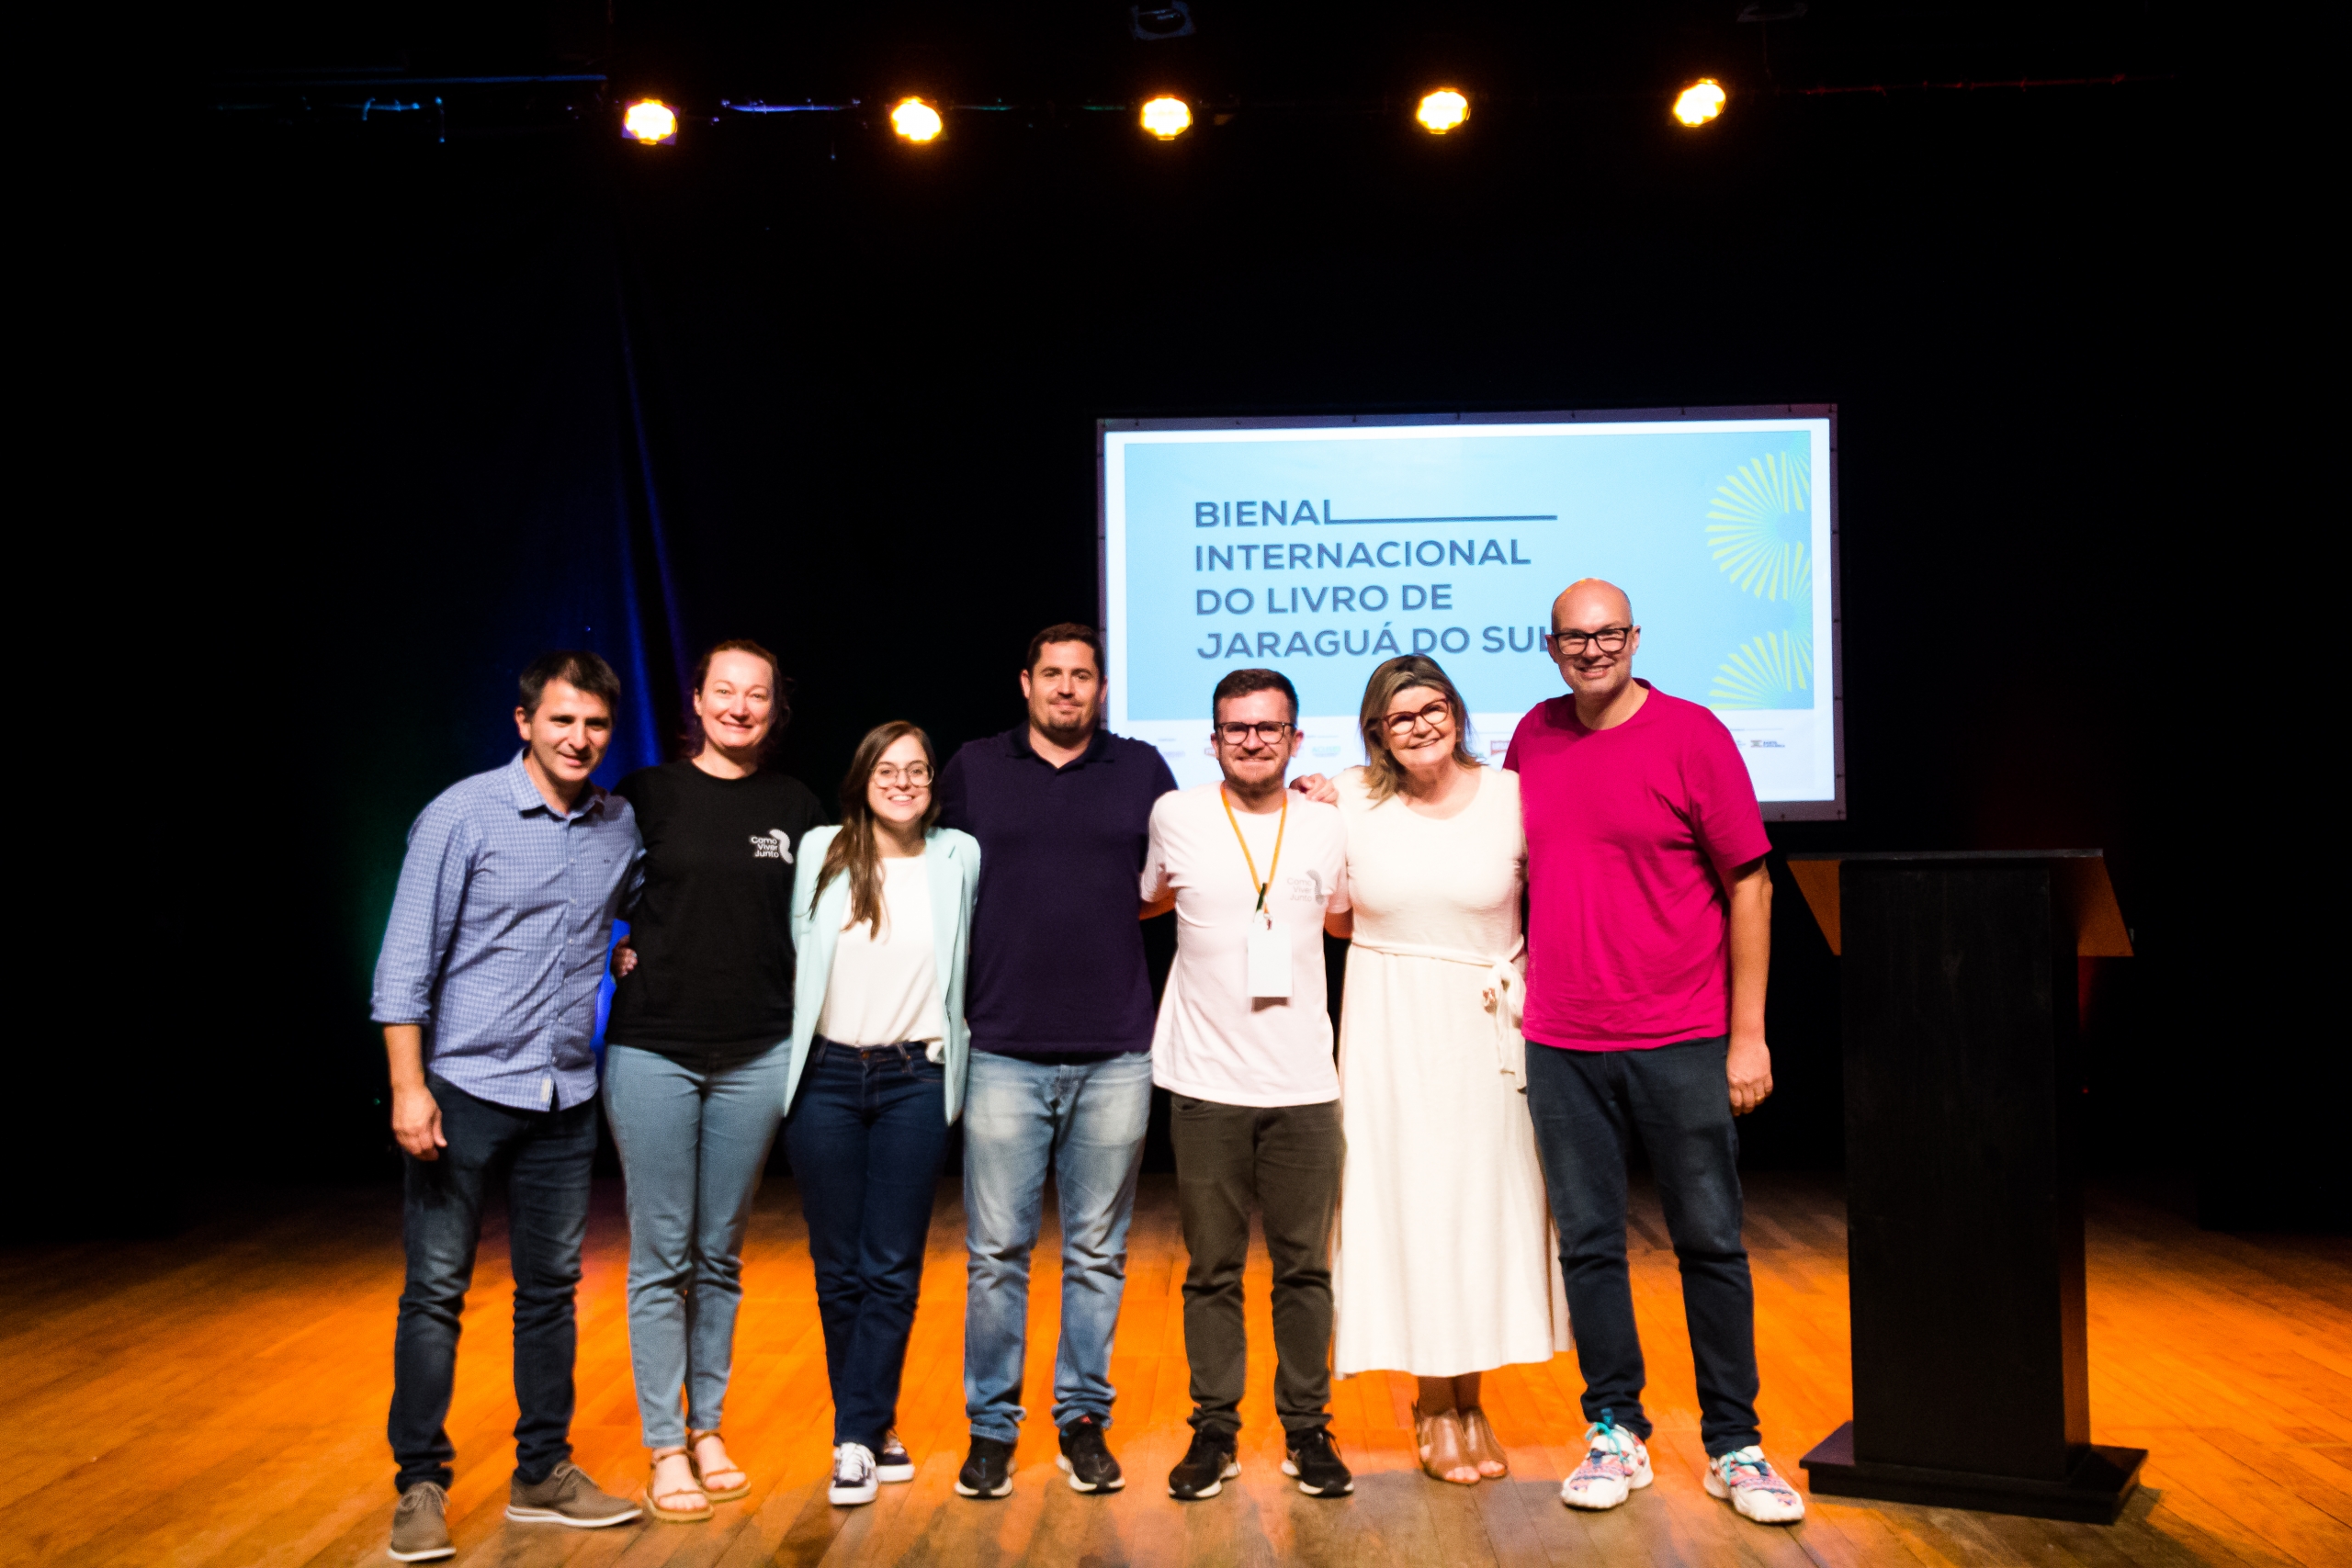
[1416,89,1469,134]
[892,98,944,142]
[621,100,677,144]
[1140,96,1193,140]
[1672,79,1727,127]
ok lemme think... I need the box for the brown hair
[1212,666,1298,722]
[683,638,792,761]
[1024,622,1104,677]
[812,721,940,935]
[1356,655,1477,804]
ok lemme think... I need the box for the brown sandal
[1413,1404,1480,1484]
[647,1448,714,1521]
[1459,1406,1510,1478]
[688,1429,750,1502]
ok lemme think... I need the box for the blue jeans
[961,1050,1153,1443]
[603,1042,789,1448]
[1524,1036,1762,1457]
[389,1074,598,1492]
[781,1039,948,1452]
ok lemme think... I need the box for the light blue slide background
[1102,417,1837,807]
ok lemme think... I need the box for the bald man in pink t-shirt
[1501,579,1806,1528]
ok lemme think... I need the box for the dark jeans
[782,1039,948,1452]
[1170,1094,1342,1439]
[390,1073,599,1493]
[1524,1036,1761,1457]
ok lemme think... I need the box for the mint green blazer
[785,824,979,1123]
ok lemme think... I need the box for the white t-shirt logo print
[750,829,794,863]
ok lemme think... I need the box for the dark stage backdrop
[71,62,2317,1234]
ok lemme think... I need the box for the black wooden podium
[1787,851,2145,1524]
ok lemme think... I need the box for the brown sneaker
[505,1461,643,1529]
[388,1482,455,1561]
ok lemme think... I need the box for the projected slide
[1099,409,1842,818]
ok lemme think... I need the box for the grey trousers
[1170,1093,1343,1438]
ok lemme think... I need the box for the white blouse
[816,856,948,1055]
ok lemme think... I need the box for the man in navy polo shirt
[938,622,1179,1500]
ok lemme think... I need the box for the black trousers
[1170,1094,1343,1438]
[1524,1038,1762,1457]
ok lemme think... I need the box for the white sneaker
[876,1432,916,1483]
[828,1443,879,1506]
[1704,1446,1806,1523]
[1560,1422,1652,1510]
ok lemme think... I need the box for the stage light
[1140,96,1193,139]
[1416,89,1469,134]
[1673,79,1727,127]
[891,98,944,143]
[621,99,678,145]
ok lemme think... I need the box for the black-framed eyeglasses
[1214,721,1295,746]
[1381,698,1453,736]
[1544,625,1634,654]
[872,762,933,786]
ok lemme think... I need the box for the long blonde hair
[813,721,939,935]
[1356,655,1478,804]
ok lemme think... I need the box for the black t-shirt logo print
[750,829,794,863]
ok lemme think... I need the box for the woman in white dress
[1322,655,1566,1485]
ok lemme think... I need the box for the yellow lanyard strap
[1220,785,1287,914]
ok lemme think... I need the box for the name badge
[1247,912,1291,999]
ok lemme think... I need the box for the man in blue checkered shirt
[368,650,648,1561]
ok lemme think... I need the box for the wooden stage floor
[5,1172,2348,1567]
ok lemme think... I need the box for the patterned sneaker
[827,1443,878,1507]
[1704,1446,1806,1523]
[387,1482,454,1561]
[1560,1421,1652,1510]
[876,1433,915,1484]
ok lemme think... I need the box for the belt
[815,1036,923,1060]
[1348,935,1528,1087]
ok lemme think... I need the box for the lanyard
[1219,785,1287,914]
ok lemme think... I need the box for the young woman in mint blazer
[783,719,978,1510]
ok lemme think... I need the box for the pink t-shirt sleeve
[1683,709,1773,882]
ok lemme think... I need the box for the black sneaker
[956,1436,1016,1499]
[1168,1431,1239,1500]
[1057,1416,1125,1494]
[1283,1427,1354,1496]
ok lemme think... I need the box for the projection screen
[1098,407,1843,820]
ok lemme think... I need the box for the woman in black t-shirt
[604,638,826,1522]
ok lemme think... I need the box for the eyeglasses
[1214,721,1295,746]
[1381,698,1453,736]
[1544,625,1634,654]
[872,762,933,786]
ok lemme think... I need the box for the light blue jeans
[962,1050,1154,1443]
[603,1041,789,1448]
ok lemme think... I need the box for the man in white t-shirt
[1140,667,1354,1503]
